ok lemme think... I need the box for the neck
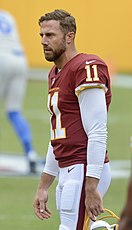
[54,48,78,69]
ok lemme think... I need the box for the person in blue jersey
[0,10,37,173]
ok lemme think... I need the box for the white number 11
[48,92,66,140]
[85,64,99,82]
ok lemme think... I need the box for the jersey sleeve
[78,88,107,179]
[74,61,109,96]
[43,142,59,177]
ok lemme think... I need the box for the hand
[33,189,51,220]
[85,177,104,221]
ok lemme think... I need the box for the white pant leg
[97,162,111,197]
[0,53,28,111]
[56,164,85,230]
[56,163,111,230]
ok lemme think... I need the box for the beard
[44,38,66,62]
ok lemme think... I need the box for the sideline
[0,153,130,178]
[0,153,45,177]
[28,68,132,89]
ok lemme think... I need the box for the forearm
[78,88,107,220]
[37,172,55,191]
[78,88,107,179]
[43,142,59,177]
[85,176,99,191]
[35,142,58,204]
[86,138,106,179]
[85,176,104,221]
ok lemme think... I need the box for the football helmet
[90,208,119,230]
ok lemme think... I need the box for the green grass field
[0,78,132,229]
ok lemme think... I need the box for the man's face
[39,20,66,62]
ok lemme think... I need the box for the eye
[39,33,43,38]
[46,33,55,38]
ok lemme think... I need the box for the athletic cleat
[28,151,38,174]
[29,160,37,174]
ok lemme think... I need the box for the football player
[33,9,112,229]
[118,176,132,230]
[0,10,37,173]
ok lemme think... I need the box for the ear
[66,32,75,44]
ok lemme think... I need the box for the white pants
[0,53,28,111]
[56,163,111,230]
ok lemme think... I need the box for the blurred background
[1,0,132,72]
[0,0,132,229]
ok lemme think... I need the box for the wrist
[85,176,99,191]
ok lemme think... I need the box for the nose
[41,35,48,45]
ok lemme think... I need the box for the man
[118,176,132,230]
[0,10,37,173]
[33,9,112,229]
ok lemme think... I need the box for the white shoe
[28,150,37,161]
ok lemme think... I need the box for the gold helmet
[90,209,119,230]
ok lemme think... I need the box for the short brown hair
[39,9,76,35]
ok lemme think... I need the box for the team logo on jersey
[68,167,75,173]
[85,60,96,65]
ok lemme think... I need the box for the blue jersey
[0,10,24,54]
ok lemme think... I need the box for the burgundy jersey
[47,53,112,167]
